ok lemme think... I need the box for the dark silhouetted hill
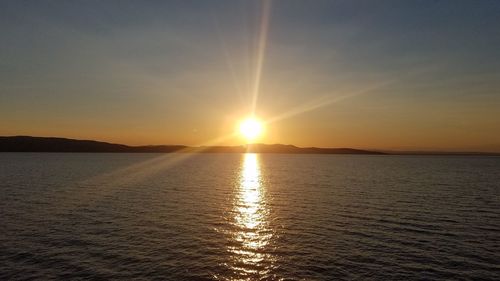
[2,136,498,155]
[0,136,186,153]
[244,143,383,154]
[0,136,383,154]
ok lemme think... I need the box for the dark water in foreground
[0,153,499,280]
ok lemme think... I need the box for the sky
[1,0,500,151]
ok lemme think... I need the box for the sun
[239,117,264,141]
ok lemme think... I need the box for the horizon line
[1,135,499,155]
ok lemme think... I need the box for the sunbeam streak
[265,79,396,125]
[263,66,441,126]
[64,132,241,213]
[251,0,272,115]
[212,15,245,103]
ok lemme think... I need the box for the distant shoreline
[1,136,499,156]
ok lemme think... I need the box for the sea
[1,153,499,280]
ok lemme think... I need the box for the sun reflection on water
[223,153,276,280]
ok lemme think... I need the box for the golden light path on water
[224,153,276,280]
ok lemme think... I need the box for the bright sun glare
[239,118,263,141]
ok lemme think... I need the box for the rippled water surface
[1,153,499,280]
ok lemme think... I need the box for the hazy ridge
[1,136,499,155]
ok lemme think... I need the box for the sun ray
[265,79,396,125]
[212,14,245,104]
[59,132,241,214]
[262,66,441,126]
[251,0,272,115]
